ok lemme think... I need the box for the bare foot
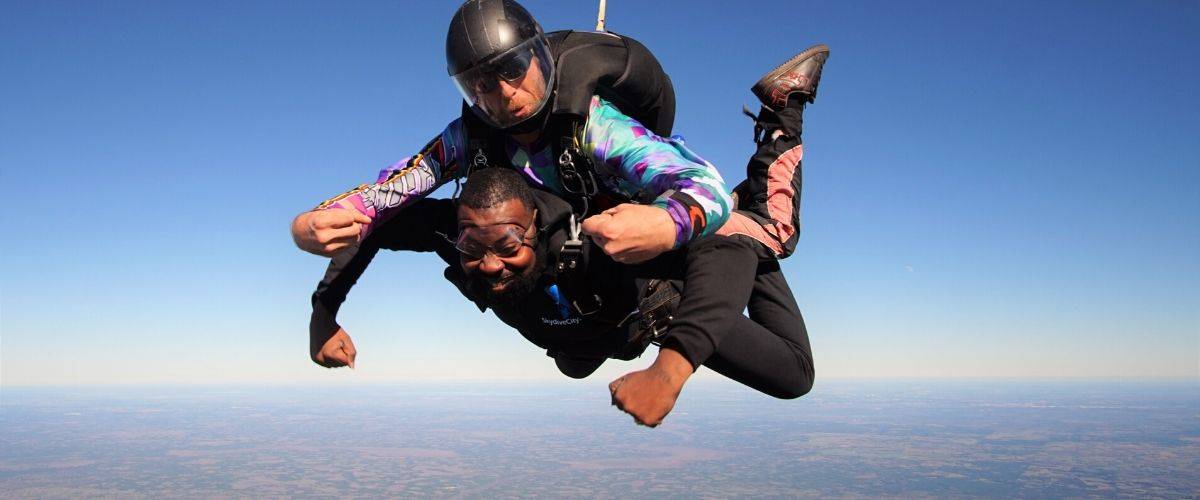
[609,347,693,427]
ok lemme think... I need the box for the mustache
[486,272,515,285]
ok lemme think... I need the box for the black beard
[468,244,549,309]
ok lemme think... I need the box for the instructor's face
[476,54,547,126]
[457,199,540,302]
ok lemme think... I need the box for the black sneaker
[751,44,830,109]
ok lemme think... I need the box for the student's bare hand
[291,208,371,256]
[609,348,693,427]
[314,328,358,369]
[581,204,675,264]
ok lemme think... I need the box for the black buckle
[557,245,601,316]
[453,147,492,201]
[556,215,602,317]
[630,279,680,347]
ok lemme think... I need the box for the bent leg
[657,234,813,396]
[701,262,814,399]
[657,235,760,368]
[613,235,764,426]
[614,236,813,426]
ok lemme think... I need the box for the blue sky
[1,0,1196,385]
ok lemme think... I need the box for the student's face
[457,199,540,301]
[475,54,548,126]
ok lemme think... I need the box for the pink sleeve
[314,120,465,240]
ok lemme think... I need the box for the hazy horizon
[4,380,1197,497]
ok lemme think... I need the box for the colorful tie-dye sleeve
[583,97,733,248]
[314,119,468,240]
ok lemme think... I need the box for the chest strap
[555,214,603,317]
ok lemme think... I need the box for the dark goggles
[471,48,535,93]
[450,35,555,129]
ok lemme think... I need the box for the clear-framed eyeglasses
[441,209,539,260]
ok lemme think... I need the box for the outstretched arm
[307,198,461,367]
[292,122,467,257]
[309,240,380,367]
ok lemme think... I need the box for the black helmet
[447,0,556,129]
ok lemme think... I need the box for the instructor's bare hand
[314,328,357,369]
[581,204,675,264]
[291,208,371,256]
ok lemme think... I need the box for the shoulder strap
[548,213,640,327]
[547,30,675,137]
[547,115,601,217]
[550,113,637,218]
[456,102,511,198]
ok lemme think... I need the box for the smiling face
[457,198,543,304]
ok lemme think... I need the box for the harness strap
[555,214,603,317]
[458,103,510,200]
[628,278,681,348]
[553,116,602,218]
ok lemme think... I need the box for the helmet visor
[451,36,555,129]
